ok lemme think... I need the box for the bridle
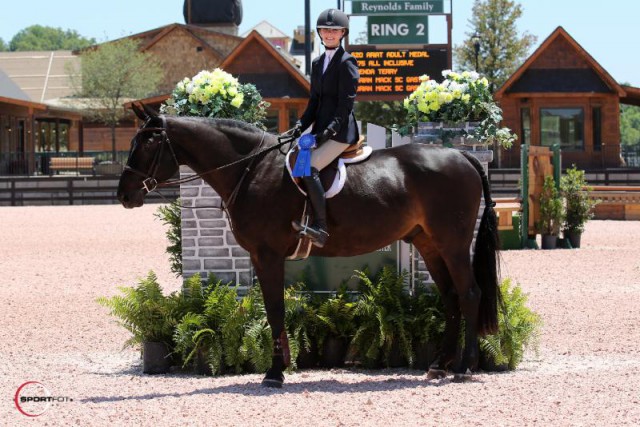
[123,116,296,211]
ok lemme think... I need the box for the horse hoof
[427,368,447,380]
[261,378,284,388]
[452,369,473,383]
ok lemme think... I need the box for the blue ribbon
[292,134,316,178]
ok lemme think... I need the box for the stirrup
[291,221,329,248]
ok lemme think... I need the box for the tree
[0,38,7,51]
[67,39,164,161]
[356,101,408,131]
[621,104,640,147]
[9,25,95,51]
[453,0,537,92]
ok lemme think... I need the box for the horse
[118,104,501,387]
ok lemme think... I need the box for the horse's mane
[174,115,264,135]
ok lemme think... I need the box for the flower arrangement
[160,68,270,128]
[403,70,516,149]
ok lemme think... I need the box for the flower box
[415,121,481,147]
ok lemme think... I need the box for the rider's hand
[285,120,303,138]
[316,128,335,144]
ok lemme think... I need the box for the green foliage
[560,166,599,234]
[155,200,182,277]
[351,268,413,367]
[160,68,270,129]
[480,279,541,370]
[0,38,7,52]
[453,0,537,92]
[315,286,356,348]
[284,283,315,370]
[402,70,516,148]
[356,100,409,132]
[66,38,163,160]
[236,286,273,373]
[620,104,640,147]
[96,271,178,348]
[9,25,95,51]
[410,284,445,346]
[173,274,239,374]
[537,175,564,236]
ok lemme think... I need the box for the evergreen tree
[453,0,537,92]
[67,39,163,161]
[9,25,95,51]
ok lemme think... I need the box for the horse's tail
[460,151,501,336]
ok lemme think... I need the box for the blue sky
[2,0,639,86]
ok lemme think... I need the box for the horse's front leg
[251,249,290,388]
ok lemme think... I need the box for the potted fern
[560,166,599,248]
[479,278,541,371]
[537,175,564,249]
[284,283,318,369]
[410,284,445,370]
[97,271,179,374]
[351,268,413,368]
[315,286,356,368]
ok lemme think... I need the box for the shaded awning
[621,85,640,107]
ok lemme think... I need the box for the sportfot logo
[14,381,73,417]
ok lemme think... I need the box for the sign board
[350,47,448,100]
[351,0,444,15]
[284,243,399,291]
[368,15,428,45]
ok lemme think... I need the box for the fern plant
[155,200,182,277]
[315,286,356,349]
[284,283,315,370]
[97,271,178,349]
[173,274,239,375]
[479,278,541,370]
[410,284,446,347]
[351,268,413,368]
[237,286,273,373]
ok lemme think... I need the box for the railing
[0,151,130,176]
[621,145,640,167]
[0,175,179,206]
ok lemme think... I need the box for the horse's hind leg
[251,248,290,388]
[412,233,461,378]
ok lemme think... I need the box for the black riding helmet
[316,8,349,39]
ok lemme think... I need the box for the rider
[289,8,360,248]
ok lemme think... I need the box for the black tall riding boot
[292,168,329,248]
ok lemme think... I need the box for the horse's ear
[131,103,148,121]
[142,103,159,119]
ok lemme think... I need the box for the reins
[124,118,297,212]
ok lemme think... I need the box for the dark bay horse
[118,105,500,387]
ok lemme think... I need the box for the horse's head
[117,104,180,208]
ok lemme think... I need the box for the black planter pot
[296,342,319,370]
[479,350,509,372]
[196,347,214,376]
[564,231,582,248]
[320,336,347,368]
[413,341,438,371]
[143,341,171,374]
[541,234,558,250]
[387,339,409,368]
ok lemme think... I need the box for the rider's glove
[287,120,303,138]
[316,128,336,144]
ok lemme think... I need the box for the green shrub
[561,166,599,234]
[480,278,541,370]
[155,200,182,277]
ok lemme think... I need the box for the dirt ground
[1,204,639,426]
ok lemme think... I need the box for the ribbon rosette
[292,134,316,178]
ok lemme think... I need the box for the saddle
[285,137,372,261]
[285,136,372,198]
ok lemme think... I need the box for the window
[540,108,584,151]
[520,108,531,146]
[592,107,602,152]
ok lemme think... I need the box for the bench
[49,157,95,175]
[493,197,521,231]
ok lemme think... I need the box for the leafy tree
[453,0,537,92]
[9,25,95,51]
[355,100,408,131]
[67,39,163,160]
[0,38,7,51]
[620,104,640,147]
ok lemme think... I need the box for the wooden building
[495,27,640,169]
[131,30,310,134]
